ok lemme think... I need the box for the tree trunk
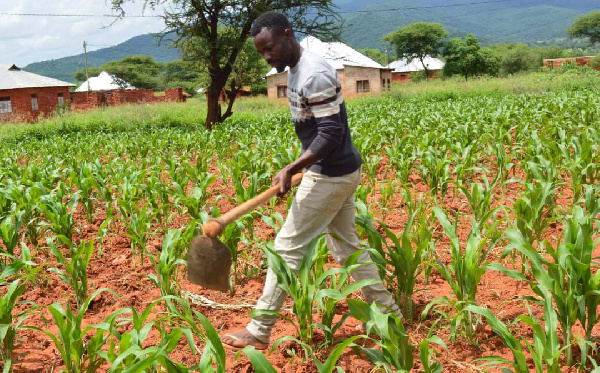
[205,85,222,130]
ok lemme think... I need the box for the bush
[592,53,600,69]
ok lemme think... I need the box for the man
[220,11,401,350]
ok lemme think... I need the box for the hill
[23,34,179,83]
[22,1,599,81]
[336,0,600,52]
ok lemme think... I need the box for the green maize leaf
[241,346,277,373]
[319,335,362,373]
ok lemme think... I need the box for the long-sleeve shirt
[287,49,362,177]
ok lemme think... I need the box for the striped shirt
[288,49,362,176]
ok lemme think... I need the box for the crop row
[0,88,599,371]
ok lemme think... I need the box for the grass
[1,67,598,141]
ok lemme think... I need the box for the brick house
[543,56,599,70]
[387,56,445,83]
[265,36,392,100]
[0,64,74,121]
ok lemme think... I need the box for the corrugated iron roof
[267,35,385,76]
[387,56,445,73]
[0,64,74,90]
[74,71,134,92]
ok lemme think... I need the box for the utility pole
[83,41,90,92]
[384,44,389,66]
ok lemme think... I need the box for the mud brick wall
[165,88,185,102]
[543,56,598,70]
[71,88,186,111]
[0,86,71,122]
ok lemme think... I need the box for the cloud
[0,0,166,66]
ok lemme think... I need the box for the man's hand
[273,150,319,197]
[272,167,293,197]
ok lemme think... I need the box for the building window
[356,80,370,93]
[31,94,39,111]
[277,85,287,98]
[387,78,391,89]
[547,61,554,69]
[0,97,11,113]
[58,93,64,105]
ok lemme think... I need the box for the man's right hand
[272,167,293,197]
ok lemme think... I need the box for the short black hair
[251,11,293,37]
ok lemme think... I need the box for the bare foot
[220,328,269,350]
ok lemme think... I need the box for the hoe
[187,173,303,291]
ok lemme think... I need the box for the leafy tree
[74,55,164,90]
[383,22,448,77]
[443,34,499,81]
[568,11,600,44]
[111,0,341,129]
[73,67,103,82]
[104,55,164,90]
[361,48,389,66]
[177,36,269,97]
[163,59,206,95]
[490,43,538,75]
[592,53,600,69]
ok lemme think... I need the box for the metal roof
[267,36,385,76]
[387,56,445,73]
[74,71,134,92]
[0,64,74,90]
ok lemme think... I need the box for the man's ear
[284,28,294,40]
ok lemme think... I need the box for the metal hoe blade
[187,236,232,292]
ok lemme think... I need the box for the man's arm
[272,149,318,196]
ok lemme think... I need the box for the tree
[568,11,600,44]
[163,59,206,95]
[490,43,538,75]
[74,55,164,90]
[103,56,164,90]
[73,67,102,82]
[111,0,341,129]
[383,22,448,77]
[443,34,499,80]
[360,48,388,66]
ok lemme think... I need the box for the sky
[0,0,168,67]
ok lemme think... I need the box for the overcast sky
[0,1,167,67]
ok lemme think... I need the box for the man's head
[251,11,299,73]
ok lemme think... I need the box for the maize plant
[314,249,379,348]
[147,229,187,298]
[48,238,95,308]
[513,180,557,248]
[365,206,432,320]
[30,289,121,373]
[348,299,414,372]
[0,280,32,373]
[492,212,600,367]
[0,210,24,263]
[37,186,80,244]
[101,299,196,372]
[426,207,499,341]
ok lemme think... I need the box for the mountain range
[24,0,599,82]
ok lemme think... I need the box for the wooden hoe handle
[202,172,303,237]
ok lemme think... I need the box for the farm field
[0,67,599,372]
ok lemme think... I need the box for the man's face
[252,27,293,73]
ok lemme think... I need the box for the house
[265,36,392,100]
[543,56,599,70]
[0,64,74,121]
[387,56,445,83]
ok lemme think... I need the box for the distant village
[0,35,596,122]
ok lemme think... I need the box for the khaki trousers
[246,168,401,343]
